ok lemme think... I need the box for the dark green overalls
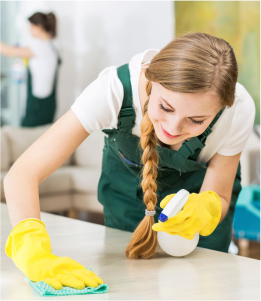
[98,64,241,253]
[21,41,62,127]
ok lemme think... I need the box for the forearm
[218,195,229,223]
[4,168,41,228]
[3,111,91,229]
[1,41,33,58]
[1,42,14,57]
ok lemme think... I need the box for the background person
[1,12,62,127]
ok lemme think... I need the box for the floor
[233,238,260,260]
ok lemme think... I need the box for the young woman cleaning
[1,12,61,126]
[4,32,255,290]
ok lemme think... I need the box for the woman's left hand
[152,191,222,240]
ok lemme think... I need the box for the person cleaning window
[0,12,62,127]
[4,32,256,290]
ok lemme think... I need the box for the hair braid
[125,81,160,259]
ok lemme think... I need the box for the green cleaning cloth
[25,267,109,296]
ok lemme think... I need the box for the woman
[4,33,255,290]
[1,12,61,127]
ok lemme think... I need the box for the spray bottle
[157,189,199,256]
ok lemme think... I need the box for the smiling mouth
[160,123,182,138]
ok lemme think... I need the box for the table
[1,204,260,300]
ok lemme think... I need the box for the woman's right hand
[5,218,104,290]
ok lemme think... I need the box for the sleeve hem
[217,149,243,156]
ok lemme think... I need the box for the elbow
[3,173,10,187]
[3,166,24,188]
[3,171,13,192]
[4,163,17,183]
[4,164,40,187]
[3,173,11,203]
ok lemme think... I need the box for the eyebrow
[161,97,211,118]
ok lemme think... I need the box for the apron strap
[178,106,226,160]
[116,64,136,134]
[49,41,62,65]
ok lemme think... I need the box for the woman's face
[148,82,222,146]
[29,23,44,37]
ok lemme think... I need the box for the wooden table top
[1,203,260,300]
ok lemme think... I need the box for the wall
[17,1,174,120]
[1,1,23,126]
[175,1,260,125]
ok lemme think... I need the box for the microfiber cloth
[25,267,109,297]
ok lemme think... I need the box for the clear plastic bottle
[11,58,26,84]
[157,189,199,257]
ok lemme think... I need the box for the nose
[164,116,183,135]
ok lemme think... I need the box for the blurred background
[1,1,175,125]
[1,1,260,259]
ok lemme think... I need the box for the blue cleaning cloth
[25,267,109,296]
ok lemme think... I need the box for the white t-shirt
[71,49,256,163]
[28,38,60,98]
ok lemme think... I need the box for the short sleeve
[217,83,256,156]
[28,39,42,57]
[71,66,124,134]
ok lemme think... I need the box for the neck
[37,32,52,40]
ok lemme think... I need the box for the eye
[158,103,172,113]
[190,119,204,125]
[159,102,205,125]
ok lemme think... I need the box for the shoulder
[29,38,56,57]
[71,65,124,133]
[28,38,41,52]
[228,82,256,128]
[216,82,256,156]
[234,82,256,113]
[97,66,124,97]
[219,82,256,126]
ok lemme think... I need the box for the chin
[154,129,171,145]
[156,126,191,146]
[160,135,183,144]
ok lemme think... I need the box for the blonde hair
[125,32,238,259]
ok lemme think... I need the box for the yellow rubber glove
[152,191,222,240]
[5,218,104,290]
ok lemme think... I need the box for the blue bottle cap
[159,213,168,222]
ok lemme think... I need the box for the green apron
[21,41,62,127]
[97,64,241,253]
